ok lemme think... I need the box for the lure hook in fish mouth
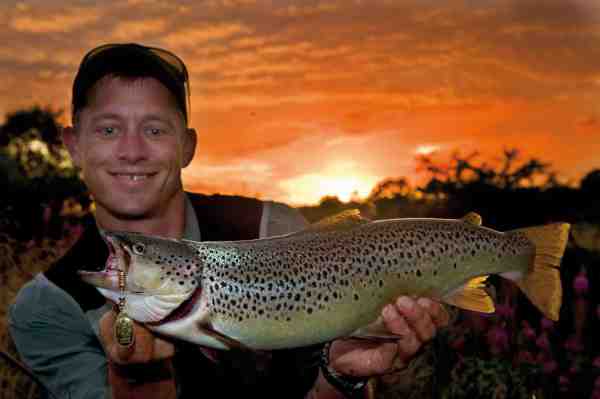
[78,235,130,291]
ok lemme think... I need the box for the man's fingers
[395,297,436,342]
[418,297,449,328]
[381,304,410,336]
[395,329,421,362]
[153,337,176,360]
[129,323,154,362]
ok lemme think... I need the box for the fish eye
[132,243,146,255]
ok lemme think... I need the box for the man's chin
[98,201,157,221]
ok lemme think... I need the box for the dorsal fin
[461,212,482,226]
[302,209,370,234]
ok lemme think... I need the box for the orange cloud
[162,23,252,48]
[9,7,101,33]
[110,19,168,40]
[273,2,340,17]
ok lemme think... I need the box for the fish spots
[186,217,527,329]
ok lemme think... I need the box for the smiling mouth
[110,173,157,181]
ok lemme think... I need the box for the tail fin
[508,223,570,321]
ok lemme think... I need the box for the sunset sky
[1,0,599,205]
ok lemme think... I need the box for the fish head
[79,230,201,322]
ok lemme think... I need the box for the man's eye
[99,126,117,136]
[147,127,163,136]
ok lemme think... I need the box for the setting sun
[280,162,379,205]
[415,145,440,155]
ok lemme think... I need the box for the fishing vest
[44,193,319,398]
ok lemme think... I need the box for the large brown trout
[79,211,569,350]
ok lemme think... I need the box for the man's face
[63,76,196,221]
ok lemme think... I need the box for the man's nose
[116,130,149,162]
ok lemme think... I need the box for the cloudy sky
[2,0,599,205]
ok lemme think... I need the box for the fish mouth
[78,234,129,291]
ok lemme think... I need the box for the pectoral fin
[196,322,249,351]
[442,276,495,313]
[348,316,404,342]
[196,322,270,357]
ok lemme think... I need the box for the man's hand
[99,309,177,399]
[328,296,449,377]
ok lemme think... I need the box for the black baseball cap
[72,43,191,125]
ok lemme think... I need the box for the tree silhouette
[581,169,600,195]
[0,107,89,241]
[416,148,556,192]
[414,148,576,229]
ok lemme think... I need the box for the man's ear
[61,126,82,168]
[182,128,197,168]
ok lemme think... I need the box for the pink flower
[595,376,600,389]
[564,335,584,353]
[569,365,578,374]
[516,350,534,364]
[593,356,600,368]
[573,268,589,296]
[536,352,549,364]
[486,324,509,355]
[450,336,465,352]
[536,332,550,351]
[543,360,558,374]
[521,321,536,341]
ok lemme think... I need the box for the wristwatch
[319,342,369,399]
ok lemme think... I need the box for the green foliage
[0,107,90,241]
[0,106,75,179]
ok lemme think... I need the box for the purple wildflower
[541,318,554,331]
[536,332,550,351]
[573,268,589,296]
[487,324,509,355]
[564,335,584,353]
[516,350,534,364]
[558,374,569,392]
[521,321,536,341]
[543,360,558,374]
[450,336,465,352]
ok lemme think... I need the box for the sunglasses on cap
[75,43,191,124]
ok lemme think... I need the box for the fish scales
[80,212,567,350]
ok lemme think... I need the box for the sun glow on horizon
[415,145,440,155]
[280,161,379,206]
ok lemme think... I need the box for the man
[9,43,448,399]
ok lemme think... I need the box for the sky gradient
[2,0,599,205]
